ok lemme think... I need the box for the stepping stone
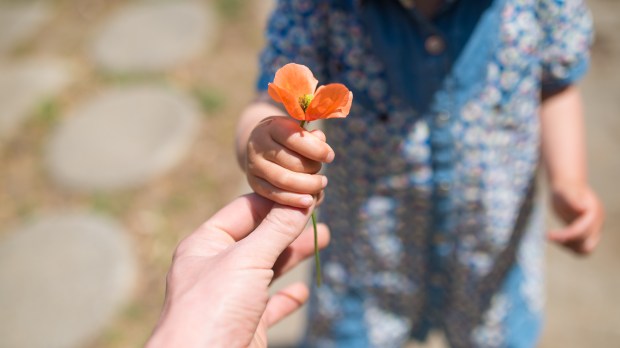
[0,213,136,348]
[91,1,215,73]
[46,85,200,190]
[0,59,72,139]
[0,2,51,53]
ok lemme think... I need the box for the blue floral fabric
[256,0,593,347]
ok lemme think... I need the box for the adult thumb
[236,203,313,268]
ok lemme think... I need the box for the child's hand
[548,184,604,255]
[245,116,334,208]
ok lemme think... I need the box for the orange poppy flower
[268,63,353,122]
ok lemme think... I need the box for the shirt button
[436,113,450,126]
[401,0,415,9]
[467,201,481,211]
[430,274,443,287]
[438,182,451,195]
[425,35,445,55]
[433,234,445,244]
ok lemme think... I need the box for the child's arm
[540,85,604,254]
[235,95,333,208]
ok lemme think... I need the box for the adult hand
[147,194,330,348]
[548,184,604,255]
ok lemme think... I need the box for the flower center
[298,94,313,112]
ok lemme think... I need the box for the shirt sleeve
[538,0,594,93]
[256,0,329,91]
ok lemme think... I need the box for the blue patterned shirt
[256,0,593,346]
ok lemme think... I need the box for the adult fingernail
[322,176,328,188]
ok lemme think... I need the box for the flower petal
[306,84,353,121]
[336,91,353,116]
[272,63,318,99]
[268,83,306,120]
[267,83,282,103]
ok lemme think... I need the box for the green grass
[193,87,226,115]
[34,98,60,126]
[98,71,166,85]
[215,0,245,20]
[90,192,132,216]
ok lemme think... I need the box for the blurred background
[0,0,617,347]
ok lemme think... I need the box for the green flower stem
[312,211,322,287]
[299,119,321,287]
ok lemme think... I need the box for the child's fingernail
[325,151,335,162]
[300,196,314,206]
[322,176,328,188]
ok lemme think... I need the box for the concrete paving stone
[0,59,73,139]
[46,85,200,190]
[0,2,51,54]
[90,1,215,73]
[0,212,136,348]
